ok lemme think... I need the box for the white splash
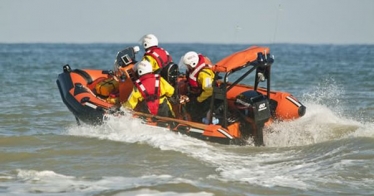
[61,81,374,192]
[3,169,212,196]
[264,79,373,147]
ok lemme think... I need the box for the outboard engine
[235,90,271,124]
[235,90,271,146]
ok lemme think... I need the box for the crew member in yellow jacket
[139,34,173,74]
[122,60,175,117]
[182,51,215,122]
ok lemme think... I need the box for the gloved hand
[179,95,190,104]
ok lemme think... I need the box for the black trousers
[186,97,212,122]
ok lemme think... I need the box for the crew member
[182,51,215,122]
[140,34,173,74]
[122,60,175,117]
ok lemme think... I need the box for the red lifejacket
[187,54,210,94]
[135,74,161,115]
[145,46,172,70]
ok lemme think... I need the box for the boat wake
[4,169,209,196]
[266,80,374,147]
[65,81,374,149]
[65,111,214,151]
[265,101,370,147]
[64,108,374,190]
[62,82,374,191]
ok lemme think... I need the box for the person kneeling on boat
[122,60,175,118]
[182,51,215,122]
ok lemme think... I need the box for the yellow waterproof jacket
[196,68,215,103]
[142,55,160,73]
[123,76,175,115]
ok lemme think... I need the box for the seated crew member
[122,60,175,117]
[182,51,215,122]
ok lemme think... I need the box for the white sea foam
[66,111,213,152]
[65,116,317,190]
[62,81,374,192]
[265,101,367,147]
[265,79,374,147]
[3,169,211,196]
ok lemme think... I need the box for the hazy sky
[1,0,373,44]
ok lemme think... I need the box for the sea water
[0,43,373,195]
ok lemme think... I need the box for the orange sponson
[201,122,240,139]
[69,70,114,108]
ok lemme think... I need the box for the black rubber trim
[71,69,93,84]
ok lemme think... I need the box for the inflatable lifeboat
[57,46,306,146]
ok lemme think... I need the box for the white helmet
[137,60,153,76]
[141,34,158,49]
[183,51,199,68]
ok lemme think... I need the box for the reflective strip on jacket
[124,74,175,115]
[143,46,172,73]
[187,54,215,102]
